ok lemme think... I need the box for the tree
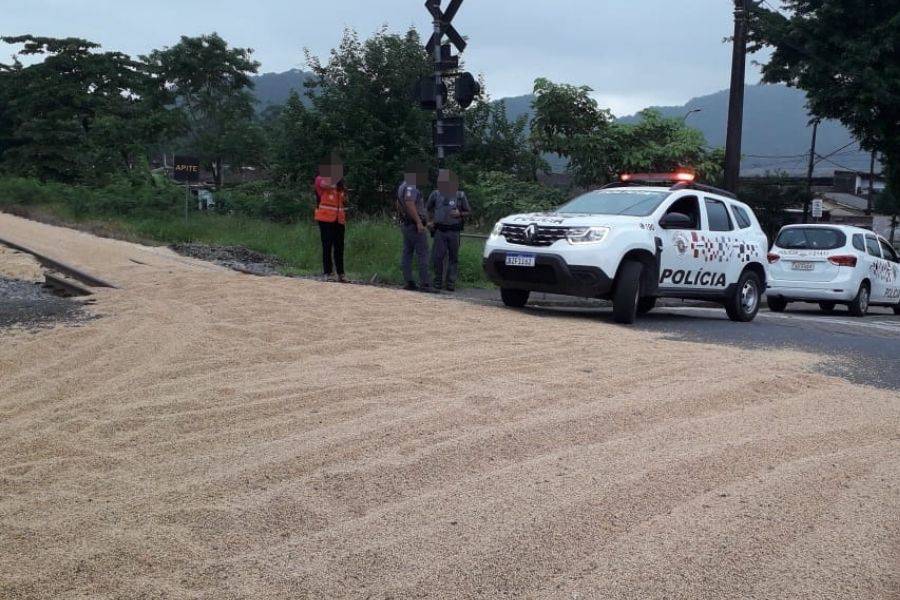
[612,110,724,183]
[530,78,722,186]
[268,91,327,186]
[144,33,261,187]
[453,95,546,182]
[302,27,433,212]
[749,1,900,194]
[0,35,175,182]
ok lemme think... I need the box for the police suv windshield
[556,190,670,216]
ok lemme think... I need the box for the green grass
[3,202,493,288]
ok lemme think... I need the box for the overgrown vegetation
[0,177,490,286]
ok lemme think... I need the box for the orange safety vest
[314,180,347,224]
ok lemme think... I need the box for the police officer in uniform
[396,165,431,291]
[427,169,471,292]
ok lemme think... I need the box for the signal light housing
[767,253,781,264]
[828,255,857,267]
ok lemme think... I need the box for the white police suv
[767,224,900,316]
[483,173,769,324]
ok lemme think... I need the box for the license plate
[505,253,536,268]
[792,261,815,271]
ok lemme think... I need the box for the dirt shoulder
[1,212,897,599]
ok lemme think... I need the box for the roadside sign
[173,156,200,183]
[811,198,824,219]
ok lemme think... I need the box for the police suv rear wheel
[500,288,530,308]
[637,296,657,315]
[767,296,787,312]
[725,271,761,322]
[612,260,642,324]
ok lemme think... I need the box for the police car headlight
[566,226,609,245]
[489,221,504,240]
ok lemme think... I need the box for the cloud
[3,0,766,115]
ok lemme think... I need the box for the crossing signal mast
[416,0,480,163]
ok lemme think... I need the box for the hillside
[617,85,869,176]
[252,69,314,108]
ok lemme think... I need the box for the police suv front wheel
[725,271,761,322]
[500,288,530,308]
[612,260,643,325]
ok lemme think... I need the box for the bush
[215,182,313,223]
[0,175,183,218]
[466,171,567,226]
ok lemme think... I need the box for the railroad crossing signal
[419,0,479,161]
[425,0,467,54]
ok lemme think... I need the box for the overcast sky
[3,0,767,116]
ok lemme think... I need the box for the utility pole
[803,119,819,224]
[866,151,876,215]
[724,0,749,194]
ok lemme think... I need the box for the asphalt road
[459,291,900,391]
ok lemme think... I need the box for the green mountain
[251,69,315,108]
[616,85,869,176]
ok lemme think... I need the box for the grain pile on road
[1,212,898,599]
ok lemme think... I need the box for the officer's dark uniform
[427,189,471,290]
[397,181,430,288]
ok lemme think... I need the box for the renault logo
[524,224,537,242]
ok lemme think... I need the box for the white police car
[767,224,900,316]
[483,173,769,323]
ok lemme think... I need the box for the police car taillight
[767,253,780,264]
[620,172,696,183]
[828,255,857,267]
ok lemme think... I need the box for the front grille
[496,263,558,285]
[501,224,569,247]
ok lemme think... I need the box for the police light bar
[620,172,696,183]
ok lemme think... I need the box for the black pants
[318,220,345,275]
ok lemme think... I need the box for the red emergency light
[619,172,696,183]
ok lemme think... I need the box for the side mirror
[659,212,693,230]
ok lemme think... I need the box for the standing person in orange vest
[314,154,348,282]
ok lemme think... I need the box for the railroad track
[0,235,118,297]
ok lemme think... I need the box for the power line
[815,140,858,163]
[815,155,867,173]
[744,152,809,159]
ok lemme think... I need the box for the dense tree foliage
[452,96,547,183]
[286,27,434,212]
[530,78,723,186]
[749,1,900,193]
[0,35,178,182]
[143,33,263,186]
